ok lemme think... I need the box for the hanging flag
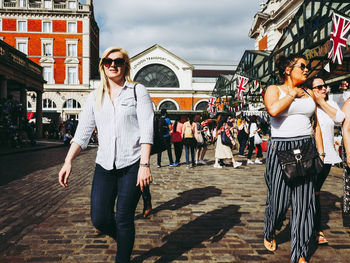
[207,97,216,113]
[236,75,249,99]
[328,12,350,65]
[254,80,260,92]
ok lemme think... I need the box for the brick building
[0,0,99,121]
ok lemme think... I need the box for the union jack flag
[207,97,216,113]
[236,75,249,99]
[328,12,350,65]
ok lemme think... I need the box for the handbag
[196,132,204,144]
[272,139,324,184]
[254,133,263,145]
[221,130,232,146]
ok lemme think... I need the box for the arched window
[63,99,81,109]
[43,98,57,109]
[195,101,208,111]
[159,101,177,111]
[134,64,179,88]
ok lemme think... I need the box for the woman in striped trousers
[263,54,324,263]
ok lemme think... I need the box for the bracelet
[319,152,326,157]
[140,163,150,167]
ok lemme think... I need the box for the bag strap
[133,83,138,101]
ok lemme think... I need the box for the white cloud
[94,0,260,62]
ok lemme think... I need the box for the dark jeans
[247,136,263,159]
[238,138,248,155]
[91,162,141,263]
[173,141,183,163]
[184,144,195,165]
[157,136,173,165]
[315,163,332,232]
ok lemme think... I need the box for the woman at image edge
[263,54,324,263]
[58,47,154,263]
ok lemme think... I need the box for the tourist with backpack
[182,115,198,168]
[157,109,175,167]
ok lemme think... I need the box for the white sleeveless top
[270,87,315,138]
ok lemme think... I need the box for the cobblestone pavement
[1,146,350,262]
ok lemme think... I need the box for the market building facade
[213,0,350,114]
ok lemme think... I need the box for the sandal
[317,231,328,245]
[263,237,277,252]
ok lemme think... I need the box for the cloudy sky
[92,0,261,63]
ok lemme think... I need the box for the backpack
[133,84,166,155]
[158,117,169,136]
[184,124,194,138]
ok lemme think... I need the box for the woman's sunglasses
[102,58,125,67]
[313,84,327,90]
[294,63,309,71]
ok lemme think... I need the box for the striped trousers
[263,136,316,262]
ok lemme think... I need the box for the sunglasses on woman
[313,84,327,90]
[102,58,125,67]
[294,63,309,71]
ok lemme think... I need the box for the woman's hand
[290,87,305,98]
[137,166,153,192]
[312,89,325,105]
[58,161,72,188]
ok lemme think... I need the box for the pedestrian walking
[263,54,324,263]
[58,46,154,263]
[213,115,242,169]
[195,114,208,165]
[182,115,197,168]
[308,76,345,244]
[171,116,183,166]
[341,98,350,217]
[246,115,263,164]
[237,117,249,156]
[157,109,175,167]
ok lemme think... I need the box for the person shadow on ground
[131,204,241,263]
[135,186,222,219]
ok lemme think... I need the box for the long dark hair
[217,115,228,129]
[173,116,180,132]
[306,76,329,101]
[275,54,307,81]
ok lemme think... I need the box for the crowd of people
[156,109,267,169]
[57,46,350,263]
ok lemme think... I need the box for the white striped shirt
[71,81,154,170]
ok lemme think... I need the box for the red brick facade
[1,18,85,84]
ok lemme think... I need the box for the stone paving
[1,145,350,262]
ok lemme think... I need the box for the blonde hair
[96,47,134,109]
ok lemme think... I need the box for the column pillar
[0,76,8,99]
[35,91,43,138]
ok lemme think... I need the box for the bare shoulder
[342,97,350,111]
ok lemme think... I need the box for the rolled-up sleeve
[135,84,154,144]
[333,109,345,125]
[71,92,96,150]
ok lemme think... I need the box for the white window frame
[0,19,2,31]
[41,38,53,57]
[16,37,29,55]
[66,39,78,57]
[43,66,54,84]
[44,0,52,9]
[17,20,27,32]
[67,66,79,85]
[42,21,52,33]
[19,0,27,7]
[68,1,76,9]
[67,21,77,33]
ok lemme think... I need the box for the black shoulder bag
[271,88,323,183]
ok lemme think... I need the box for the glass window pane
[18,21,27,32]
[195,101,208,111]
[43,43,52,56]
[18,42,27,54]
[67,22,76,33]
[43,22,51,33]
[68,43,77,56]
[159,101,177,111]
[44,0,52,8]
[68,1,76,9]
[134,64,179,88]
[68,67,77,84]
